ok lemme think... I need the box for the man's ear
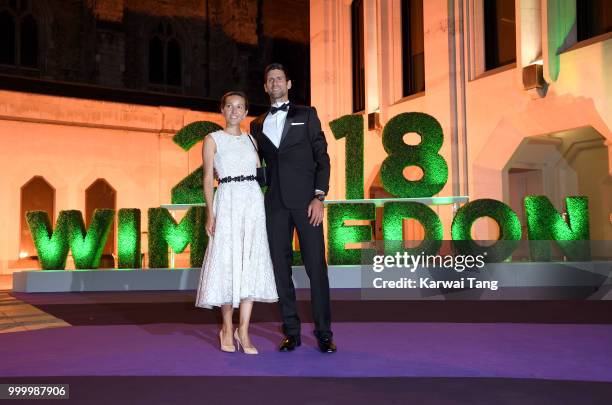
[287,80,292,90]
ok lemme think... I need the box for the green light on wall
[451,199,522,262]
[26,209,114,270]
[171,121,222,204]
[380,112,448,197]
[525,196,590,261]
[327,203,375,265]
[148,207,208,268]
[329,114,364,199]
[118,209,141,269]
[382,202,443,255]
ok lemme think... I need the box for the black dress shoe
[279,335,301,352]
[317,337,337,353]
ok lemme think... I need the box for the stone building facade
[0,0,311,107]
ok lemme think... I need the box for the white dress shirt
[262,100,289,148]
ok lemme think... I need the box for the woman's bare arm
[248,134,262,168]
[203,135,217,235]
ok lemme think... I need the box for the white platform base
[12,266,362,293]
[12,262,611,294]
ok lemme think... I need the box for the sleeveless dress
[195,130,278,309]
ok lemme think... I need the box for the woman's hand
[206,216,216,237]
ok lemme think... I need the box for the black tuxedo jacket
[250,104,331,209]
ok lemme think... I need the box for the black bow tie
[269,103,290,115]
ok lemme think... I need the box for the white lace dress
[195,130,278,309]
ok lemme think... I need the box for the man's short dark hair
[264,63,290,82]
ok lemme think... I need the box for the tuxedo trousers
[265,197,332,339]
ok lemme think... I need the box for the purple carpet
[12,290,612,324]
[1,322,612,382]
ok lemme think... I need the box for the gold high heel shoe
[234,329,258,355]
[219,330,236,353]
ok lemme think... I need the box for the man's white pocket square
[291,122,305,126]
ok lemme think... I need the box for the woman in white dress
[195,91,278,355]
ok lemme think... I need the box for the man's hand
[307,198,324,226]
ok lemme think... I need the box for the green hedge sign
[26,112,592,269]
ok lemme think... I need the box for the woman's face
[221,95,247,126]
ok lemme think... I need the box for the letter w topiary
[26,209,115,270]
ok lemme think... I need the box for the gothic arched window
[20,176,55,259]
[166,38,182,86]
[0,11,16,65]
[0,0,39,69]
[20,12,37,68]
[85,179,117,268]
[148,21,183,87]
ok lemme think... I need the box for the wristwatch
[315,193,326,202]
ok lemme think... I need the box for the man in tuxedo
[250,63,336,353]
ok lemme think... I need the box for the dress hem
[195,297,278,310]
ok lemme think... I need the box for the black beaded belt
[218,175,257,184]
